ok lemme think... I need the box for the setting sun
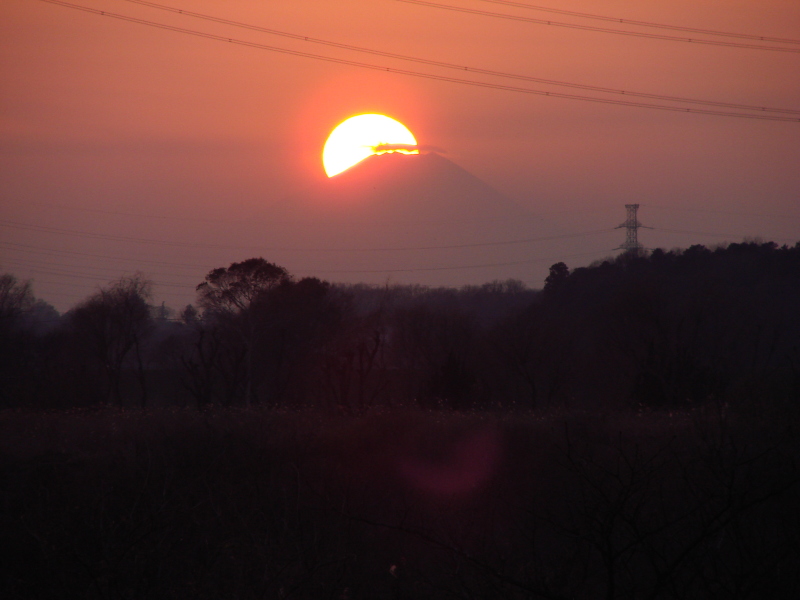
[322,114,418,177]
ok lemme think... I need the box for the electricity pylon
[615,204,652,255]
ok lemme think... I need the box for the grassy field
[1,405,798,599]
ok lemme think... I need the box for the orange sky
[1,0,799,311]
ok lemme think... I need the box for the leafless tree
[0,273,34,324]
[69,274,154,406]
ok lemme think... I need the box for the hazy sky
[2,0,799,312]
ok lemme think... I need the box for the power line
[0,239,611,306]
[36,0,800,122]
[400,228,616,250]
[8,200,655,225]
[15,200,250,225]
[309,248,612,274]
[1,257,197,289]
[6,230,793,283]
[1,254,202,283]
[109,0,800,116]
[653,227,797,244]
[5,199,598,226]
[3,242,612,278]
[16,276,193,298]
[0,241,212,270]
[470,0,800,45]
[0,219,240,250]
[644,204,800,220]
[0,218,615,252]
[397,0,800,53]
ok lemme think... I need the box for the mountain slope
[258,152,563,287]
[312,152,529,223]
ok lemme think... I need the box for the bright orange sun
[322,114,418,177]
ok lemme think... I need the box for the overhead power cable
[113,0,800,116]
[14,276,192,297]
[0,241,211,270]
[310,248,611,274]
[18,200,249,225]
[1,254,202,283]
[7,199,602,226]
[0,218,240,250]
[3,241,612,280]
[397,0,800,54]
[0,218,615,252]
[645,205,800,220]
[3,248,610,286]
[471,0,800,45]
[653,227,797,244]
[36,0,800,122]
[1,258,196,289]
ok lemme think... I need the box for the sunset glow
[2,0,798,313]
[322,114,418,177]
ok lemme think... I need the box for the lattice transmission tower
[615,204,651,255]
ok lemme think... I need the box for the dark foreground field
[1,406,798,599]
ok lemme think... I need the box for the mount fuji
[263,152,557,287]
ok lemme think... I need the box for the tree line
[2,241,798,412]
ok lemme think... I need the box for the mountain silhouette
[261,152,556,287]
[310,152,529,223]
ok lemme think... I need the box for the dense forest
[2,241,799,413]
[2,241,799,599]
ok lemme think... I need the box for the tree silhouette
[544,261,570,294]
[0,274,34,323]
[69,274,153,406]
[196,258,291,314]
[0,274,37,407]
[195,258,292,406]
